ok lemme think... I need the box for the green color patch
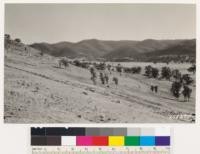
[125,136,140,146]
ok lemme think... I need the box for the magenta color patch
[76,136,93,146]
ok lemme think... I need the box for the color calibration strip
[31,127,171,147]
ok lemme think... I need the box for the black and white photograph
[4,3,196,123]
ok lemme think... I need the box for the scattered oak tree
[171,81,182,99]
[161,67,171,80]
[152,67,159,78]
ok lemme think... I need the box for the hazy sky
[5,4,196,44]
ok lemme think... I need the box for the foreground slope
[4,47,195,123]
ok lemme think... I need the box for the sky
[5,4,196,44]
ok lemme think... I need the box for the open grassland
[4,50,195,123]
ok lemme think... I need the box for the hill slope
[5,41,195,123]
[104,39,196,62]
[30,39,196,62]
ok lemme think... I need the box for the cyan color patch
[140,136,155,146]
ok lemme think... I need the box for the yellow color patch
[109,136,124,146]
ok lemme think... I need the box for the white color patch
[61,136,76,146]
[155,127,171,136]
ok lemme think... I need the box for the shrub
[94,63,105,70]
[123,67,131,73]
[73,60,81,67]
[161,67,171,80]
[14,38,21,43]
[171,81,182,98]
[131,67,141,74]
[97,63,106,70]
[172,69,181,81]
[81,62,90,69]
[4,34,10,40]
[181,74,193,85]
[4,34,11,48]
[144,65,153,78]
[116,64,122,73]
[187,64,196,74]
[152,68,159,78]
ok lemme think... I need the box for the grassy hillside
[5,40,195,123]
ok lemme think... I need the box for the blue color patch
[140,136,155,146]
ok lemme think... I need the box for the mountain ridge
[30,38,196,62]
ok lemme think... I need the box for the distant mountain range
[30,38,196,62]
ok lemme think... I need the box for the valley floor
[4,50,195,123]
